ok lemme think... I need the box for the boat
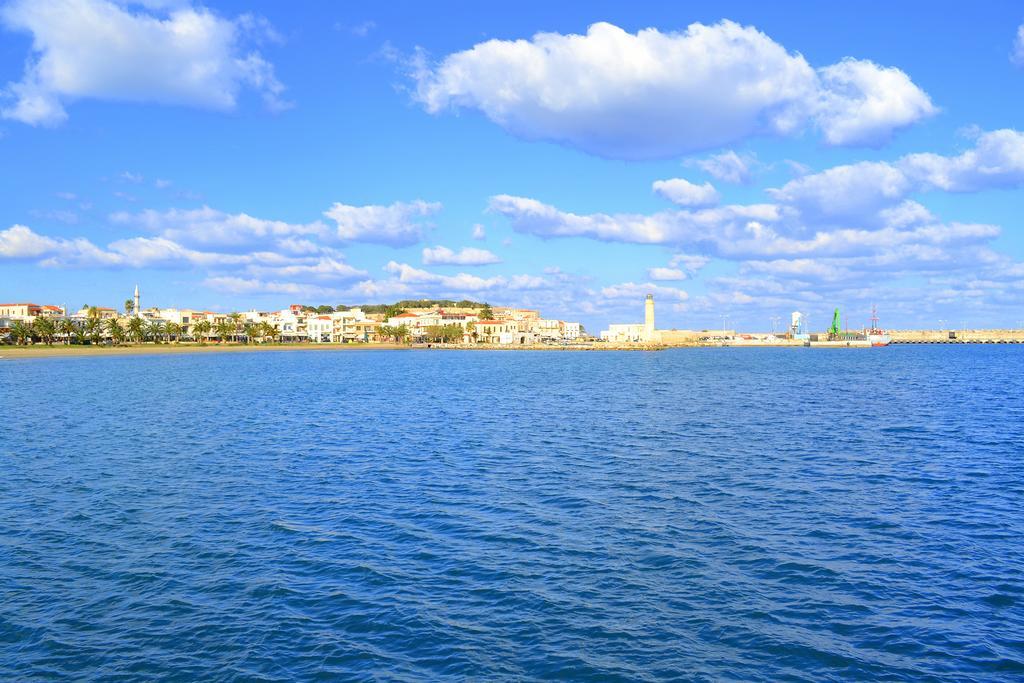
[867,305,890,346]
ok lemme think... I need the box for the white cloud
[0,224,61,258]
[600,281,688,301]
[688,150,755,184]
[421,245,501,266]
[111,206,328,252]
[239,257,368,282]
[652,178,719,207]
[1013,25,1024,66]
[323,200,441,246]
[412,20,933,159]
[203,276,340,299]
[489,192,999,263]
[489,193,780,248]
[815,59,937,146]
[0,223,368,280]
[383,261,546,292]
[769,129,1024,219]
[349,20,375,38]
[0,0,287,125]
[768,161,912,222]
[899,129,1024,192]
[647,267,687,281]
[648,253,710,280]
[471,223,486,240]
[670,253,711,273]
[120,171,143,184]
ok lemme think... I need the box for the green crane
[828,307,842,336]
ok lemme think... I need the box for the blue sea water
[1,346,1023,681]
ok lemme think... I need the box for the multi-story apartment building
[0,303,42,319]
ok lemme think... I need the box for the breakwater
[889,329,1024,344]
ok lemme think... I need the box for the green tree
[216,320,234,343]
[229,312,243,342]
[127,317,146,344]
[33,317,56,345]
[166,322,182,343]
[124,299,135,316]
[9,320,32,345]
[58,318,77,345]
[148,319,166,343]
[479,304,494,320]
[107,318,125,345]
[193,320,212,344]
[316,305,334,314]
[85,317,103,345]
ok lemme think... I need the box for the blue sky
[2,0,1024,332]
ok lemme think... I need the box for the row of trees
[377,324,410,343]
[376,323,474,344]
[5,314,288,347]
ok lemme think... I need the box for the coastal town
[0,286,585,348]
[3,287,1024,351]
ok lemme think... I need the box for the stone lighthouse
[134,284,140,317]
[644,293,655,341]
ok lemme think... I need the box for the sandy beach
[0,343,411,360]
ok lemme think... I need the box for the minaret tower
[134,284,140,317]
[644,293,655,341]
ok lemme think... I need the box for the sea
[1,346,1022,681]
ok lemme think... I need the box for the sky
[2,0,1024,332]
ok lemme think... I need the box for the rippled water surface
[2,347,1023,681]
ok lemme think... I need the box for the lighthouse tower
[644,293,655,341]
[134,284,140,317]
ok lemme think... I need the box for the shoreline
[0,342,662,360]
[4,340,1016,360]
[0,343,409,360]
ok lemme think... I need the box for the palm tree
[107,318,125,345]
[9,320,32,345]
[229,312,243,342]
[165,322,182,343]
[148,319,166,343]
[87,306,102,321]
[85,317,103,345]
[193,320,212,344]
[58,318,77,345]
[216,320,234,344]
[32,317,56,345]
[127,317,146,344]
[124,299,135,316]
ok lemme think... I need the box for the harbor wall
[889,329,1024,343]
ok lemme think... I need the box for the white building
[600,294,658,343]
